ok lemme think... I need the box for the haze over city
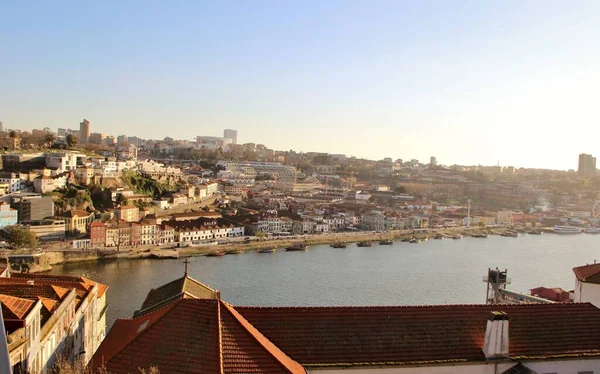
[2,1,600,169]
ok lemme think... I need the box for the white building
[45,151,86,173]
[0,172,28,193]
[573,262,600,307]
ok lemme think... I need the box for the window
[578,372,594,374]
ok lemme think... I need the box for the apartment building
[1,273,107,373]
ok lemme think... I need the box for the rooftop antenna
[183,258,190,276]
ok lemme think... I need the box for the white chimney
[483,311,509,358]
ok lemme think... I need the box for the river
[52,233,600,327]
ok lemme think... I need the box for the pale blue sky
[1,1,600,170]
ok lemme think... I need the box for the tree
[7,226,39,248]
[9,130,20,150]
[44,133,57,148]
[66,133,78,148]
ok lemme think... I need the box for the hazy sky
[2,1,600,170]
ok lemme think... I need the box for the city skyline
[2,1,600,170]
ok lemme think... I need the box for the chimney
[483,311,509,359]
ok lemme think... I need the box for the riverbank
[0,226,550,272]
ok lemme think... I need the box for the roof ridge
[234,302,585,310]
[221,301,305,374]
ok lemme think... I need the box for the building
[62,209,94,235]
[430,156,437,167]
[0,172,27,193]
[13,195,54,222]
[92,274,600,374]
[20,219,66,240]
[1,272,107,373]
[115,205,139,222]
[573,262,600,307]
[578,153,596,177]
[224,129,237,144]
[89,221,107,247]
[0,202,17,228]
[79,119,91,144]
[33,174,68,194]
[45,151,85,173]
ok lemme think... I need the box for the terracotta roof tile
[0,284,70,301]
[38,297,58,313]
[99,299,222,373]
[136,275,218,316]
[236,303,600,366]
[573,263,600,283]
[0,294,35,319]
[93,299,304,374]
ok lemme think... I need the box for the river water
[52,234,600,327]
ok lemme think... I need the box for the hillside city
[2,119,600,374]
[0,118,599,252]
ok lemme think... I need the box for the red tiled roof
[573,263,600,284]
[236,303,600,366]
[92,299,304,374]
[38,297,58,313]
[0,294,36,319]
[62,210,92,218]
[0,284,71,301]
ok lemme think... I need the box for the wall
[576,281,600,308]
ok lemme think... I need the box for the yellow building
[62,210,94,234]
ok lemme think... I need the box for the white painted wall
[574,280,600,308]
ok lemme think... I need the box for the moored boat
[206,251,226,257]
[553,226,583,234]
[379,239,394,245]
[356,241,373,247]
[225,249,243,254]
[434,234,444,240]
[258,248,277,253]
[409,238,421,244]
[471,233,488,238]
[331,242,347,248]
[501,231,518,237]
[451,234,463,239]
[285,243,307,251]
[585,227,600,234]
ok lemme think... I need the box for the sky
[1,1,600,170]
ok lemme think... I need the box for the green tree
[7,226,39,248]
[66,133,78,148]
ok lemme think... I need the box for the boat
[554,226,583,235]
[286,244,307,251]
[401,238,412,242]
[501,231,518,237]
[379,239,394,245]
[331,242,347,248]
[225,249,243,254]
[585,227,600,234]
[528,229,543,235]
[471,233,488,238]
[451,234,463,239]
[410,238,421,244]
[206,251,226,257]
[434,234,444,240]
[356,241,373,247]
[258,248,277,253]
